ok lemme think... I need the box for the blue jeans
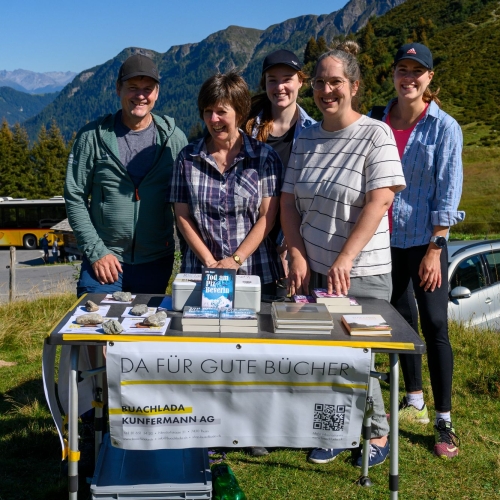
[77,255,175,298]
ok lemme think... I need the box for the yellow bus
[0,197,67,249]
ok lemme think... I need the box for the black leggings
[391,245,453,412]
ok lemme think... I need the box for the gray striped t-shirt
[282,115,406,277]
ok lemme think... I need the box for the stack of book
[311,288,363,313]
[182,307,259,333]
[271,302,334,335]
[220,308,258,333]
[341,314,392,336]
[182,307,220,332]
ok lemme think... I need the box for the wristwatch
[232,254,243,265]
[430,236,447,249]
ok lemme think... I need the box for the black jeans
[391,245,453,412]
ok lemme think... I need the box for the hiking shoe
[434,419,460,459]
[308,448,345,464]
[355,440,390,468]
[398,396,430,424]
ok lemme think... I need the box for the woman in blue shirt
[382,43,464,459]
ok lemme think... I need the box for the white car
[448,239,500,330]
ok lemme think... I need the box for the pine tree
[361,21,375,51]
[5,124,35,198]
[0,120,13,196]
[31,120,68,197]
[317,37,328,55]
[304,37,319,65]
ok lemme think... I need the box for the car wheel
[23,234,37,250]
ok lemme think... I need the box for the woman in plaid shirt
[169,72,285,295]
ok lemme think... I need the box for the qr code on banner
[313,403,345,431]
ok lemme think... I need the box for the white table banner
[106,341,371,450]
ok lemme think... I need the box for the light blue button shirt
[381,99,466,249]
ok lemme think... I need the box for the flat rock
[112,291,132,302]
[143,312,166,326]
[102,319,123,334]
[76,313,104,325]
[85,300,99,312]
[130,304,148,316]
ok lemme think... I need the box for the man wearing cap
[61,53,188,478]
[65,53,188,295]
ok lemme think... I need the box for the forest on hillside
[0,120,71,198]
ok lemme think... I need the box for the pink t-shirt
[385,104,428,232]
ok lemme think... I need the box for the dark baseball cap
[118,54,160,83]
[393,43,433,69]
[262,49,302,74]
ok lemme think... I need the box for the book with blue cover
[182,306,220,325]
[201,267,236,309]
[219,308,258,326]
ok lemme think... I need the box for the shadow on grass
[0,377,94,499]
[398,427,435,452]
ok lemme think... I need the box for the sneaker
[307,448,345,464]
[355,440,390,468]
[434,419,460,459]
[398,396,430,424]
[247,447,269,457]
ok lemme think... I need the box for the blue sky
[1,0,347,74]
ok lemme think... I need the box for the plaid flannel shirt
[169,131,284,284]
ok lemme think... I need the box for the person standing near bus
[51,238,59,263]
[40,233,49,264]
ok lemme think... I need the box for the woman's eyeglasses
[311,78,347,92]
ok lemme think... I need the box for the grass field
[455,143,500,235]
[0,293,499,499]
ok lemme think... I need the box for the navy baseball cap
[118,54,160,83]
[262,49,302,74]
[393,43,433,69]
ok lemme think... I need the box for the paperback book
[220,325,259,334]
[273,325,332,335]
[326,298,363,314]
[182,325,220,333]
[182,307,220,325]
[312,288,350,306]
[271,302,333,326]
[219,308,258,326]
[201,267,236,309]
[341,314,392,336]
[292,295,316,304]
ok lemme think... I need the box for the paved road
[0,248,78,302]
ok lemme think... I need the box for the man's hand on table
[92,254,123,284]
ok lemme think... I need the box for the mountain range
[0,87,58,125]
[0,69,76,94]
[21,0,405,140]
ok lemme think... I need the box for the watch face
[433,236,447,248]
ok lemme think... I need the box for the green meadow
[0,291,499,499]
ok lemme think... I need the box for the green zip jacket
[64,112,187,265]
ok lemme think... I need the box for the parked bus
[0,197,67,249]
